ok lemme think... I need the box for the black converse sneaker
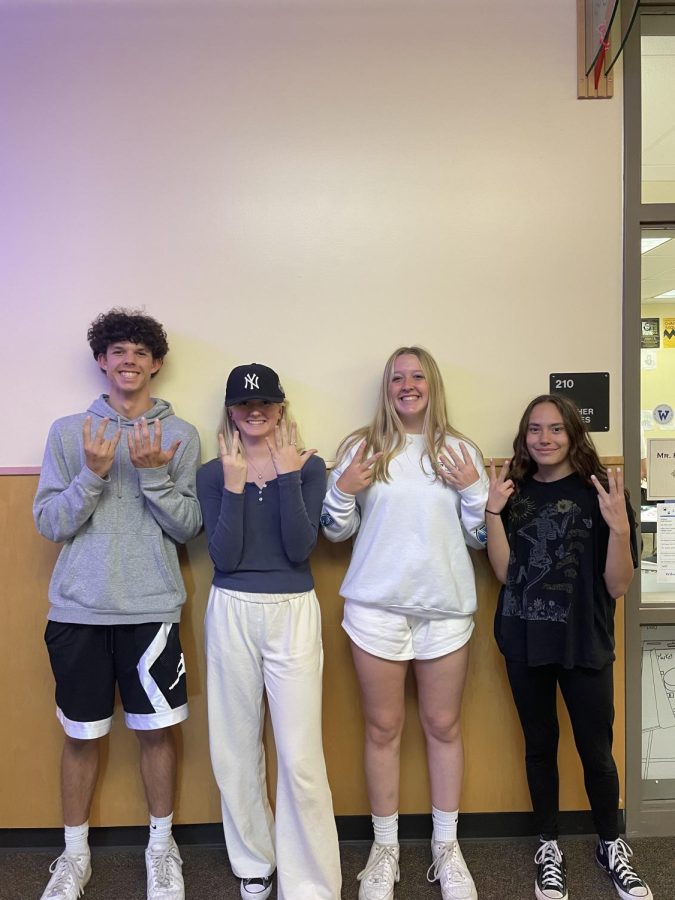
[534,839,568,900]
[596,838,653,900]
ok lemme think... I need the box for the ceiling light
[654,290,675,299]
[642,237,671,253]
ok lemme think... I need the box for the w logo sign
[245,373,259,390]
[654,404,674,425]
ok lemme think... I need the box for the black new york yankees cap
[225,363,285,406]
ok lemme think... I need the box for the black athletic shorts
[45,621,188,739]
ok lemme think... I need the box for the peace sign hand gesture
[83,416,121,478]
[487,458,515,515]
[336,440,383,495]
[266,421,317,475]
[128,417,181,469]
[438,441,480,490]
[219,431,247,494]
[591,468,630,535]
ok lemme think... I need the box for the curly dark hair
[508,393,608,491]
[87,309,169,371]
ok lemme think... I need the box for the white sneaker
[357,842,400,900]
[240,876,273,899]
[145,837,184,899]
[427,840,477,900]
[40,852,91,899]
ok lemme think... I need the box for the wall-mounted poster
[663,317,675,348]
[642,625,675,796]
[642,317,660,349]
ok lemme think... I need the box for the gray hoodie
[34,395,202,625]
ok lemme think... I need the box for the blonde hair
[218,400,302,456]
[336,346,475,482]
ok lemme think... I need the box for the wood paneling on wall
[0,475,624,827]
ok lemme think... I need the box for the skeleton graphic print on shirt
[494,472,639,669]
[501,493,593,623]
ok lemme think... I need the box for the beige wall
[1,0,624,468]
[0,0,629,830]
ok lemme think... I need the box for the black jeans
[505,658,620,841]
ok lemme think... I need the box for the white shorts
[342,600,474,661]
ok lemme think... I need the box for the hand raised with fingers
[336,440,383,495]
[266,420,317,475]
[83,416,121,478]
[219,431,248,493]
[128,417,181,469]
[487,457,515,515]
[438,441,480,490]
[591,467,630,535]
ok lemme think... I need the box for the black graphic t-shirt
[494,473,638,669]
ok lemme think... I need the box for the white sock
[372,811,399,846]
[64,821,90,858]
[148,812,173,850]
[432,807,459,843]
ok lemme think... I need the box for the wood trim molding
[7,460,626,475]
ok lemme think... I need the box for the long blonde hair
[218,401,302,456]
[336,346,474,482]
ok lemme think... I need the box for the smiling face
[97,341,162,397]
[526,402,573,480]
[387,353,429,433]
[228,399,283,444]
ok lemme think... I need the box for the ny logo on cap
[244,373,259,390]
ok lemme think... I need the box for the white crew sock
[432,806,459,843]
[64,821,90,858]
[372,811,399,846]
[148,812,174,850]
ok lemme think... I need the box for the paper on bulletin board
[647,439,675,500]
[657,503,675,584]
[642,349,658,370]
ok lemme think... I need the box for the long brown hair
[335,346,477,482]
[508,394,608,489]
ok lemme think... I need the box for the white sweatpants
[205,586,342,900]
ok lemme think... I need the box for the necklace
[248,457,273,503]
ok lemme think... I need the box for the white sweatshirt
[321,434,488,619]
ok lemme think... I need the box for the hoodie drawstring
[116,415,123,498]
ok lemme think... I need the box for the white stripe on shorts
[57,706,112,739]
[125,703,188,731]
[136,623,174,714]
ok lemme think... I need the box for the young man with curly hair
[34,309,202,900]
